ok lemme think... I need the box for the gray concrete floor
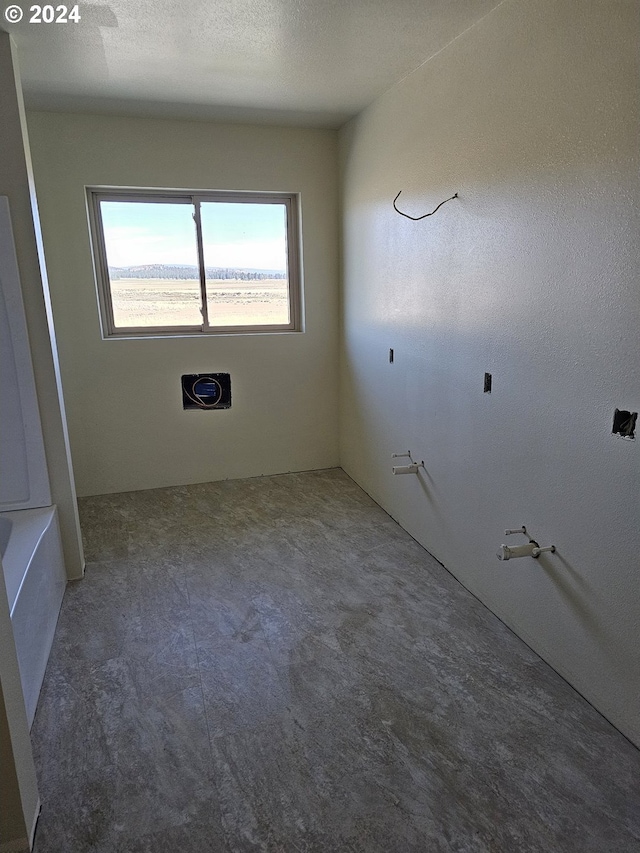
[31,469,640,852]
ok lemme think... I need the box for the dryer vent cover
[182,373,231,410]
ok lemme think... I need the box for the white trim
[29,798,41,850]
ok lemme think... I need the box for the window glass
[200,202,290,327]
[100,200,202,328]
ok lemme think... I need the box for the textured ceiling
[6,0,502,127]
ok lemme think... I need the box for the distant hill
[108,264,286,281]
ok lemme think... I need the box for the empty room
[1,0,639,851]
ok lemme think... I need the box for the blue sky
[101,200,288,272]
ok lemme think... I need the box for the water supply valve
[497,526,556,560]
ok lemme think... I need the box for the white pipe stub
[393,463,421,475]
[498,526,556,560]
[391,451,424,475]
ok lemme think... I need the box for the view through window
[87,190,300,336]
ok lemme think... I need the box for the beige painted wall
[27,112,339,497]
[0,556,39,851]
[0,681,28,851]
[339,0,640,745]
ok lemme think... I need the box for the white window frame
[86,187,303,338]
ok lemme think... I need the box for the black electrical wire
[393,191,458,221]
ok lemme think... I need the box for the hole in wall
[484,372,492,393]
[182,373,231,410]
[612,409,636,439]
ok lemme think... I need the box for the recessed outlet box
[612,409,636,439]
[484,372,492,393]
[182,373,231,410]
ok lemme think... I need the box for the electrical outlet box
[182,373,231,410]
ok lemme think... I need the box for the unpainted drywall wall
[339,0,640,745]
[27,112,339,496]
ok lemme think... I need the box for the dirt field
[111,278,290,328]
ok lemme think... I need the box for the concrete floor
[31,469,640,852]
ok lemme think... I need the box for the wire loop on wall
[184,376,222,408]
[393,190,458,220]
